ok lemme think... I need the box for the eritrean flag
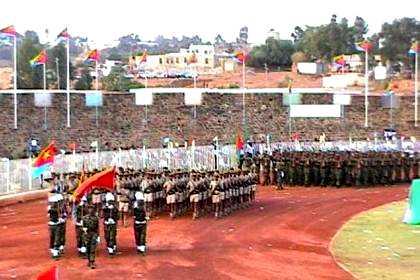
[408,42,419,55]
[30,50,48,67]
[0,25,16,36]
[85,49,100,62]
[334,54,346,66]
[355,40,373,52]
[233,51,247,63]
[32,142,57,179]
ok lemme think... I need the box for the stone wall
[0,92,418,158]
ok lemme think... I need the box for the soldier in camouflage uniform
[82,205,100,268]
[47,193,61,259]
[133,192,148,255]
[103,192,119,255]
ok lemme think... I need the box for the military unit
[242,150,420,188]
[46,167,258,268]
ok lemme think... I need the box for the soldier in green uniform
[47,193,61,259]
[103,192,119,255]
[75,195,87,257]
[82,205,100,268]
[303,157,311,187]
[320,156,327,187]
[133,192,148,255]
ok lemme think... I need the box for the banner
[185,89,202,105]
[134,89,153,105]
[282,93,301,106]
[290,104,341,118]
[34,93,52,107]
[85,91,103,107]
[333,94,352,105]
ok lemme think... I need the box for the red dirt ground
[0,185,408,280]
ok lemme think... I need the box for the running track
[0,186,408,280]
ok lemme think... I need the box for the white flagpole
[415,48,418,127]
[364,48,369,127]
[95,60,99,90]
[66,36,71,127]
[13,35,17,129]
[43,63,47,130]
[242,58,246,127]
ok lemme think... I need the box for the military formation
[242,150,420,188]
[46,167,258,268]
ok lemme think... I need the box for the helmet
[105,192,115,202]
[56,194,64,201]
[48,195,58,203]
[135,191,144,201]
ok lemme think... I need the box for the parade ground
[0,185,408,280]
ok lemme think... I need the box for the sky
[1,0,418,48]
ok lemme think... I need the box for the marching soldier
[56,193,67,255]
[164,173,176,218]
[82,205,100,269]
[133,192,148,255]
[103,192,119,255]
[47,193,61,259]
[188,173,200,219]
[75,195,87,257]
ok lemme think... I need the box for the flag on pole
[235,133,244,151]
[355,40,373,52]
[409,41,419,55]
[32,142,57,179]
[36,265,58,280]
[30,50,48,67]
[56,28,69,39]
[85,49,100,62]
[334,54,346,65]
[233,51,247,63]
[0,25,16,36]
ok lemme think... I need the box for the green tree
[248,38,295,69]
[378,17,420,68]
[17,31,44,89]
[102,65,144,91]
[74,64,92,90]
[47,43,73,89]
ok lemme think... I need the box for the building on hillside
[129,44,216,74]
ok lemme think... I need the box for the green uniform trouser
[76,225,84,249]
[49,225,59,249]
[335,168,341,187]
[58,221,66,248]
[134,223,147,247]
[303,168,310,186]
[105,224,117,249]
[320,168,326,186]
[85,233,98,263]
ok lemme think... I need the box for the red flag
[86,49,100,62]
[36,266,58,280]
[33,142,57,168]
[236,134,244,150]
[73,167,116,201]
[0,25,16,36]
[233,51,247,63]
[355,40,373,52]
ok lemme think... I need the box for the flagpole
[415,48,418,127]
[95,60,99,127]
[13,35,17,129]
[66,36,71,128]
[56,58,60,89]
[43,63,47,130]
[242,59,246,129]
[364,48,369,127]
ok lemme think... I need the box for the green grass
[331,201,420,280]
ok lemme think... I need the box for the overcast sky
[1,0,418,47]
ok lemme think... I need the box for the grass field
[331,200,420,280]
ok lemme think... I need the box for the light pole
[55,57,60,89]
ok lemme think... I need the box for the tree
[102,65,144,91]
[291,51,308,64]
[17,31,44,89]
[248,38,295,69]
[353,16,368,42]
[74,64,92,90]
[378,17,420,68]
[47,43,71,89]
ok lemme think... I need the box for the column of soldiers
[46,167,258,268]
[243,150,419,188]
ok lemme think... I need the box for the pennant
[408,41,419,55]
[30,50,48,67]
[355,40,373,52]
[0,25,16,36]
[233,51,247,63]
[72,167,116,202]
[36,265,58,280]
[85,49,100,62]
